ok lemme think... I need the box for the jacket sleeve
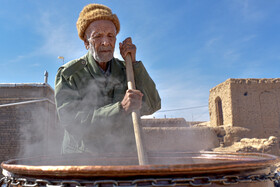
[55,67,124,137]
[133,61,161,116]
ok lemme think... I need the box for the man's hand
[119,37,136,63]
[121,89,143,113]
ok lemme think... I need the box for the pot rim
[1,151,279,178]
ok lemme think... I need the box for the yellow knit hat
[76,4,120,41]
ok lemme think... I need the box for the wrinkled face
[84,20,117,63]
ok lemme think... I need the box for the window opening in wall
[215,97,224,126]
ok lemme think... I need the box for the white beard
[89,43,114,63]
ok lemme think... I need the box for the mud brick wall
[209,78,280,139]
[143,126,219,153]
[209,79,232,127]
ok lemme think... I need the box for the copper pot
[1,152,279,187]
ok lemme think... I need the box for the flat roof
[0,83,54,90]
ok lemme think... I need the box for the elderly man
[55,4,161,155]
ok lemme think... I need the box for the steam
[17,100,62,159]
[15,93,219,166]
[55,71,138,157]
[12,62,217,166]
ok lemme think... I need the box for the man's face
[85,20,117,63]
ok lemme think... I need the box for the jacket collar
[86,51,103,79]
[85,51,126,83]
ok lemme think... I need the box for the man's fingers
[124,100,142,113]
[127,94,142,101]
[119,37,136,63]
[120,43,136,56]
[120,37,132,47]
[123,37,132,45]
[121,89,143,113]
[123,44,136,52]
[126,89,143,97]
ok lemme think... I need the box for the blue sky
[0,0,280,121]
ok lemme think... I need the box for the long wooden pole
[124,53,148,165]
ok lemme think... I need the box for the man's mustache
[99,46,113,51]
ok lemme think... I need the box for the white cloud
[6,55,30,64]
[30,63,41,67]
[205,37,222,48]
[36,11,85,62]
[6,11,86,65]
[230,0,266,22]
[241,34,257,42]
[223,49,240,61]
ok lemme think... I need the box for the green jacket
[55,51,161,154]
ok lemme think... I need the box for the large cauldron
[1,152,279,186]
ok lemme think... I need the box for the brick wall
[0,84,63,177]
[0,106,19,162]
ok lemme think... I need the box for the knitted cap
[76,4,120,40]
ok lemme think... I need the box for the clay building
[0,83,62,166]
[209,78,280,139]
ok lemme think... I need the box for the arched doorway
[215,97,224,126]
